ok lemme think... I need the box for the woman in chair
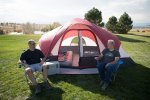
[95,39,120,90]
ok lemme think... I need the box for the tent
[38,18,134,74]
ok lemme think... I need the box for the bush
[0,29,4,35]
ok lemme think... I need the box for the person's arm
[105,50,120,67]
[95,53,103,60]
[40,57,46,65]
[21,60,29,67]
[105,57,119,68]
[39,50,46,65]
[20,52,29,67]
[108,57,119,64]
[95,49,106,60]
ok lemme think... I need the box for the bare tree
[22,22,34,34]
[41,22,61,32]
[51,22,61,29]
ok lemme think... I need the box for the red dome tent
[38,18,134,74]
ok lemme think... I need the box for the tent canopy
[39,18,121,57]
[37,18,134,74]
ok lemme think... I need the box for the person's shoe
[44,80,52,90]
[101,83,109,91]
[111,75,116,82]
[35,84,41,95]
[100,80,104,86]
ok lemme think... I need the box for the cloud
[95,0,150,24]
[0,0,149,24]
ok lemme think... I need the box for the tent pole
[78,30,83,57]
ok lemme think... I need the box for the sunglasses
[30,43,36,45]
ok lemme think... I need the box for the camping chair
[18,61,43,86]
[96,58,123,82]
[18,60,50,95]
[111,59,123,82]
[18,50,44,86]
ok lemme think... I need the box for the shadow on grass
[116,35,147,43]
[128,33,150,38]
[26,84,64,100]
[48,64,150,100]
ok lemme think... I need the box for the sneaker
[100,81,104,86]
[44,80,52,90]
[35,84,41,95]
[111,75,116,82]
[101,83,109,91]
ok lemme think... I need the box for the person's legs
[42,65,51,89]
[25,67,37,85]
[97,61,107,81]
[42,65,48,82]
[27,64,41,94]
[35,63,51,89]
[104,64,118,83]
[101,64,118,90]
[35,63,48,82]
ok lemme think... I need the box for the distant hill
[133,23,150,28]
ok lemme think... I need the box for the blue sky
[0,0,150,25]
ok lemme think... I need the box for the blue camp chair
[111,59,123,82]
[96,58,123,81]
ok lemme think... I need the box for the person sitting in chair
[95,39,120,90]
[20,39,50,94]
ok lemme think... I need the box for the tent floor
[59,68,98,74]
[58,57,135,74]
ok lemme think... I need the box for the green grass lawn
[0,33,150,100]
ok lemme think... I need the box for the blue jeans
[29,63,42,72]
[97,61,118,83]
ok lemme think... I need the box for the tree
[41,22,61,32]
[116,12,133,34]
[22,22,34,34]
[51,22,61,29]
[106,16,117,33]
[0,29,4,35]
[85,7,104,27]
[41,26,49,32]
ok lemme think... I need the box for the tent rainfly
[37,18,134,74]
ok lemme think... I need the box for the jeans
[29,63,42,72]
[97,61,118,83]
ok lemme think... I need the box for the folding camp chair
[18,61,51,96]
[18,61,43,86]
[111,59,123,82]
[18,50,44,86]
[96,58,123,82]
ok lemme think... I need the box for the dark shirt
[20,49,45,65]
[102,48,120,63]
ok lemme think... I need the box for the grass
[0,32,150,100]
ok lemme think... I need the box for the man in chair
[20,39,50,94]
[95,40,120,90]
